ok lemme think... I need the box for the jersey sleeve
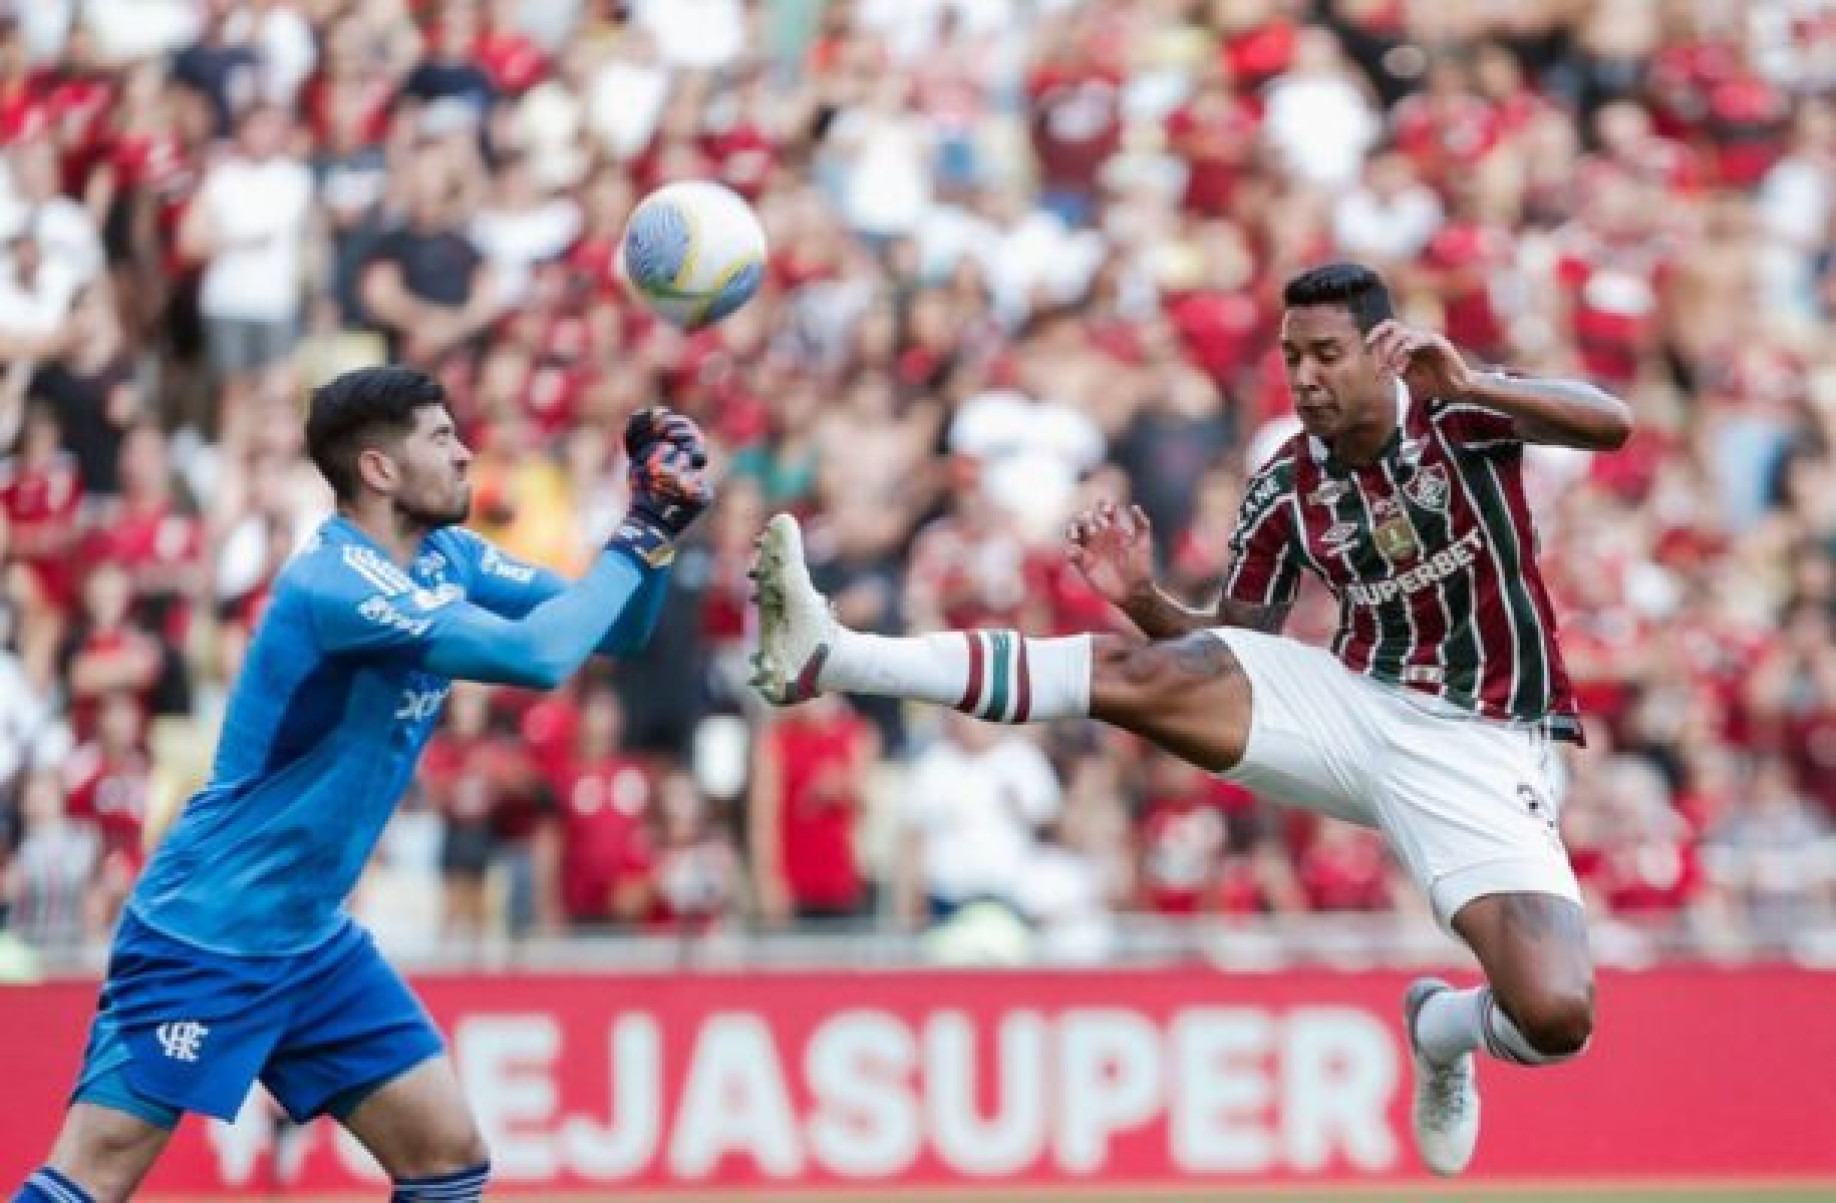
[1220,457,1303,609]
[308,541,659,688]
[442,528,670,657]
[1432,393,1522,449]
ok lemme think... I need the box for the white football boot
[749,513,840,706]
[1404,976,1481,1177]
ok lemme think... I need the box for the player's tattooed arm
[1109,588,1288,640]
[1115,585,1217,641]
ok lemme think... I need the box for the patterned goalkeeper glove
[608,408,714,567]
[623,406,709,469]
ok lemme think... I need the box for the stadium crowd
[0,0,1834,964]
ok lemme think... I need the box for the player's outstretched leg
[749,512,1092,719]
[749,513,1254,771]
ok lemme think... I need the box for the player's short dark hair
[1282,262,1395,334]
[305,365,448,501]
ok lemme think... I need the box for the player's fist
[1066,499,1155,608]
[629,439,714,532]
[623,406,708,469]
[608,409,715,566]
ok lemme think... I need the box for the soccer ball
[620,180,767,328]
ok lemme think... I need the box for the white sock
[820,630,1092,722]
[1415,986,1572,1067]
[1413,986,1488,1066]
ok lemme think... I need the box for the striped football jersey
[1223,382,1579,737]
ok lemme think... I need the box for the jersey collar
[322,513,438,564]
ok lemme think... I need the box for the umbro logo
[156,1020,210,1062]
[1320,521,1359,552]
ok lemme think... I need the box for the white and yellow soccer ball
[619,180,768,328]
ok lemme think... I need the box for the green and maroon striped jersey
[1223,385,1580,737]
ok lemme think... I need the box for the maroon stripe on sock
[958,632,985,712]
[1013,636,1032,722]
[793,645,830,702]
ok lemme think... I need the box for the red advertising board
[2,966,1832,1195]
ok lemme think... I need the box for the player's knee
[431,1131,491,1176]
[390,1126,490,1182]
[1512,984,1594,1059]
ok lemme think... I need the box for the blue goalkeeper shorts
[71,910,445,1128]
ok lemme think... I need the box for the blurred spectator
[86,425,203,652]
[178,102,312,420]
[359,145,502,367]
[1019,749,1132,962]
[3,138,105,291]
[748,693,877,926]
[1565,754,1704,918]
[1295,823,1401,914]
[1331,147,1443,272]
[1136,754,1232,915]
[4,767,98,947]
[421,683,559,943]
[400,4,496,119]
[60,689,150,930]
[57,561,172,743]
[469,149,580,310]
[1701,759,1836,938]
[894,711,1062,926]
[550,687,655,928]
[647,769,743,931]
[171,0,264,138]
[632,0,746,74]
[26,283,137,497]
[1026,14,1123,227]
[0,602,60,807]
[1261,27,1381,190]
[1,401,83,684]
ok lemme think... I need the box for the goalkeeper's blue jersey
[129,516,661,956]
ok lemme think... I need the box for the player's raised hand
[624,406,709,468]
[1368,319,1474,401]
[1066,499,1155,608]
[628,437,714,536]
[610,409,714,564]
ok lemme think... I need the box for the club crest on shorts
[157,1020,210,1062]
[1403,463,1451,512]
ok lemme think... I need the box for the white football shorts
[1210,626,1582,929]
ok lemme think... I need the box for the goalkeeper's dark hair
[1282,262,1395,334]
[306,366,448,502]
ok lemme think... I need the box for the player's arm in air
[444,411,702,656]
[311,412,712,689]
[1368,319,1634,451]
[1066,459,1300,641]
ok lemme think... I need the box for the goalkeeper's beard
[396,490,472,532]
